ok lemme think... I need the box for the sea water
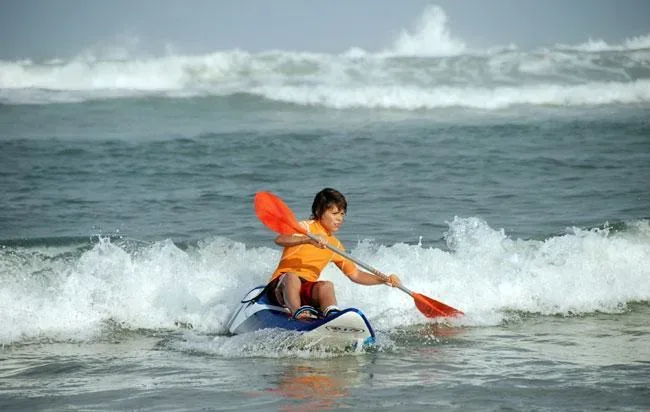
[1,10,650,412]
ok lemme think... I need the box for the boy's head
[311,188,347,220]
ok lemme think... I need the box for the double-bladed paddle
[254,191,463,318]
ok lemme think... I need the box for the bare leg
[311,280,337,312]
[274,273,303,314]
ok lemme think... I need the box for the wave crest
[2,5,649,108]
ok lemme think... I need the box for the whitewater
[1,219,649,346]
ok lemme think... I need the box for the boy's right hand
[385,274,401,288]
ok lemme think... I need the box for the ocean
[1,19,650,411]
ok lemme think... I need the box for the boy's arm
[274,220,326,248]
[274,233,324,248]
[346,267,401,287]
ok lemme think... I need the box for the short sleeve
[331,238,357,276]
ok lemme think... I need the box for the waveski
[225,286,376,350]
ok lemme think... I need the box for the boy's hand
[385,274,401,287]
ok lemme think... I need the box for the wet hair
[311,188,347,219]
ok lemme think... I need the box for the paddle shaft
[304,232,415,297]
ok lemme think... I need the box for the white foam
[0,237,276,344]
[1,220,649,344]
[2,48,649,108]
[169,329,379,359]
[557,34,650,52]
[251,79,650,110]
[440,217,650,316]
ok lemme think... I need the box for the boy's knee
[316,280,334,293]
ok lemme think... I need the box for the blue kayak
[225,285,376,348]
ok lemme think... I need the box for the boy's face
[320,204,345,233]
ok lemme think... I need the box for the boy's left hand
[385,274,401,287]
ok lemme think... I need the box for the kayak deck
[225,286,375,348]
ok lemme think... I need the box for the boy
[266,188,401,319]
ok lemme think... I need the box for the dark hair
[311,188,347,219]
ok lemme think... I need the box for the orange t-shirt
[269,220,357,282]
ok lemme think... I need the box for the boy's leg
[274,273,303,314]
[311,280,337,311]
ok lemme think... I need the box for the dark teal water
[2,100,648,245]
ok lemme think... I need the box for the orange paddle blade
[413,293,464,318]
[254,191,306,236]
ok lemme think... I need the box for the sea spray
[384,5,467,57]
